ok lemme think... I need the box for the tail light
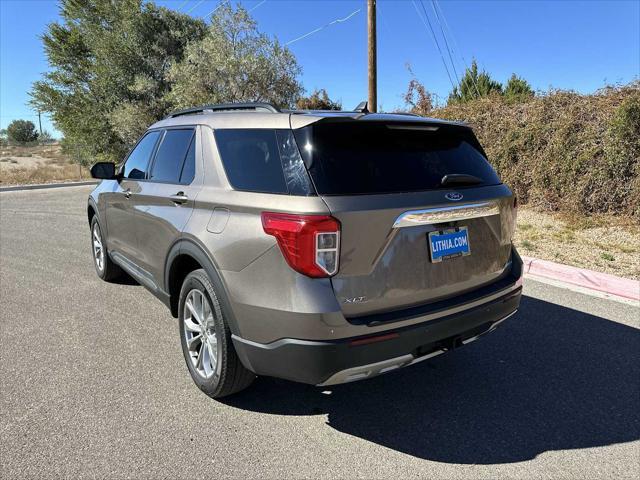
[261,212,340,278]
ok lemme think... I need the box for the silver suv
[88,102,523,398]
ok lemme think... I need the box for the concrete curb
[0,180,97,192]
[522,256,640,301]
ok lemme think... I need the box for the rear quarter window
[214,129,313,195]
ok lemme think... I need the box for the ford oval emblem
[445,192,464,201]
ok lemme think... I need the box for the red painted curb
[521,256,640,301]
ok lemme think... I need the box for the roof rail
[166,102,280,118]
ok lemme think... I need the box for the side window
[123,131,161,180]
[149,129,195,184]
[179,136,196,184]
[214,129,287,194]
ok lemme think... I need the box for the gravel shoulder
[514,206,639,280]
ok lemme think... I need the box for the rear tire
[90,216,123,282]
[178,269,255,398]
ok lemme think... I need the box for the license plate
[428,227,471,263]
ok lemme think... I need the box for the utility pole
[367,0,377,112]
[37,110,42,136]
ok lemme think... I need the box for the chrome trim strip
[318,355,414,386]
[393,201,500,228]
[406,348,447,365]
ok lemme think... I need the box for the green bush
[448,60,503,104]
[428,82,640,217]
[6,120,39,143]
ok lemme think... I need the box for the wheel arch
[164,239,241,335]
[87,199,98,225]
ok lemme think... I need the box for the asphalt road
[1,186,639,479]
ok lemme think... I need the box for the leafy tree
[168,4,302,109]
[6,120,39,143]
[448,60,503,104]
[504,74,534,103]
[30,0,206,164]
[296,89,342,110]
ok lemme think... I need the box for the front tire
[178,269,255,398]
[90,216,123,282]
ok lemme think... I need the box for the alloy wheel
[92,224,104,272]
[183,289,218,379]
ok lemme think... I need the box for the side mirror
[90,162,116,180]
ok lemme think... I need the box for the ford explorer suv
[88,102,523,398]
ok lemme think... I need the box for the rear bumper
[232,283,522,385]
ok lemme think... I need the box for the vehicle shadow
[108,272,138,286]
[221,296,640,464]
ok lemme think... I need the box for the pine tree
[448,60,503,104]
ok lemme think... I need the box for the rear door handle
[170,192,188,205]
[123,188,131,199]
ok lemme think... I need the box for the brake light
[261,212,340,278]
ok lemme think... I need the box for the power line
[411,0,456,91]
[377,0,392,37]
[202,0,228,19]
[433,0,481,97]
[429,0,459,86]
[418,0,456,89]
[285,8,361,46]
[249,0,267,13]
[185,0,206,14]
[434,0,467,66]
[176,0,190,11]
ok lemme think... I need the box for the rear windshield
[293,121,501,195]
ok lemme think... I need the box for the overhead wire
[429,0,459,86]
[285,8,361,46]
[185,0,206,14]
[411,0,456,91]
[433,0,481,97]
[249,0,267,13]
[377,0,392,37]
[202,0,228,18]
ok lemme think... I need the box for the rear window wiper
[440,174,484,187]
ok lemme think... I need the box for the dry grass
[1,164,90,186]
[0,144,89,186]
[514,206,640,280]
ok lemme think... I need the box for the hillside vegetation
[426,82,640,218]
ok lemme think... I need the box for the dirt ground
[514,207,639,280]
[0,144,88,185]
